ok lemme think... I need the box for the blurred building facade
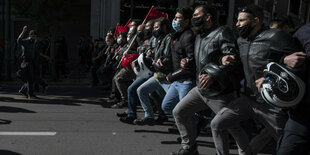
[0,0,309,80]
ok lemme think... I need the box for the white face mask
[127,37,131,42]
[117,38,122,45]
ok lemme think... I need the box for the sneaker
[116,112,128,117]
[28,95,39,100]
[169,143,199,155]
[111,100,127,109]
[133,117,155,126]
[107,98,119,104]
[155,115,168,124]
[18,89,28,97]
[119,116,136,124]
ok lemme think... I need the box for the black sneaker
[119,116,136,124]
[169,143,199,155]
[28,95,39,100]
[107,98,119,104]
[18,89,28,97]
[116,112,128,117]
[111,100,127,109]
[155,115,168,124]
[133,117,155,126]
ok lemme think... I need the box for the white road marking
[0,132,57,136]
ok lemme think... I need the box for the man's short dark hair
[176,7,193,20]
[155,17,172,32]
[132,19,142,27]
[119,31,127,39]
[239,4,264,23]
[29,30,38,36]
[195,5,217,23]
[270,16,294,29]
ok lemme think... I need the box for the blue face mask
[129,27,135,34]
[172,20,181,31]
[106,41,111,46]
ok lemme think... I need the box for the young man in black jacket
[170,5,248,155]
[217,5,303,155]
[161,7,196,118]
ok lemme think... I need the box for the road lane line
[0,132,57,136]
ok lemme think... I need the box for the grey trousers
[172,87,249,153]
[114,68,136,101]
[210,95,288,155]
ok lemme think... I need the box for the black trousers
[277,116,310,155]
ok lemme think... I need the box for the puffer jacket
[238,27,300,97]
[195,26,240,97]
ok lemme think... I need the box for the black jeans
[277,116,310,155]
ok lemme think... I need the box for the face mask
[129,27,135,34]
[191,16,204,27]
[152,29,162,38]
[117,38,122,45]
[137,31,144,39]
[172,20,181,31]
[127,37,131,42]
[106,41,111,46]
[144,29,152,37]
[237,23,253,38]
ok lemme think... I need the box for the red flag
[114,25,128,37]
[145,7,168,21]
[124,19,132,28]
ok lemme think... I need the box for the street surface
[0,85,273,155]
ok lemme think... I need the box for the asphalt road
[0,85,272,155]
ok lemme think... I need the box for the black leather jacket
[195,26,239,97]
[153,33,173,75]
[238,27,300,97]
[166,28,196,82]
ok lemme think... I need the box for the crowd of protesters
[15,4,309,155]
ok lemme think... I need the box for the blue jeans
[127,77,148,117]
[137,76,170,118]
[162,80,194,114]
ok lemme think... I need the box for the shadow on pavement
[0,150,22,155]
[0,119,12,125]
[0,106,36,113]
[134,129,180,135]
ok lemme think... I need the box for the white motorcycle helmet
[261,62,305,108]
[133,53,154,79]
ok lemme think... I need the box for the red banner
[145,7,168,21]
[114,25,128,37]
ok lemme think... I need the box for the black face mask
[137,31,144,39]
[237,23,253,38]
[152,29,162,38]
[144,29,152,37]
[191,16,205,27]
